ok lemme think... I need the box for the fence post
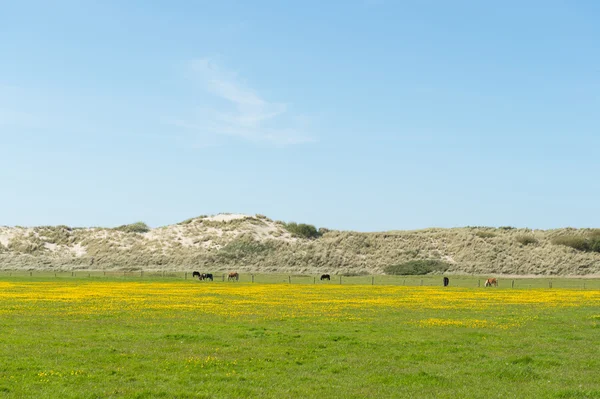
[340,276,342,285]
[103,271,106,276]
[71,271,74,277]
[313,277,316,284]
[478,280,480,287]
[184,272,186,280]
[88,273,90,278]
[141,271,144,279]
[30,271,32,277]
[54,273,56,278]
[512,280,515,288]
[372,276,374,285]
[252,274,254,283]
[403,279,405,286]
[420,279,423,286]
[222,274,225,282]
[289,276,291,284]
[549,281,552,289]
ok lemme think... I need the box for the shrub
[114,222,150,234]
[284,222,321,239]
[218,237,274,260]
[475,231,496,239]
[551,236,589,251]
[384,260,451,275]
[318,227,331,235]
[590,238,600,253]
[516,235,538,246]
[499,226,516,230]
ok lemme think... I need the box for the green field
[1,271,599,289]
[1,277,599,398]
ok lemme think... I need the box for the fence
[0,270,599,289]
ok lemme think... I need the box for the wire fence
[0,270,598,289]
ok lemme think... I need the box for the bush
[499,226,516,230]
[284,222,321,239]
[114,222,150,234]
[318,227,331,235]
[475,231,496,239]
[551,236,590,251]
[590,238,600,253]
[384,260,451,275]
[218,237,274,259]
[516,235,538,246]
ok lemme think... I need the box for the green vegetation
[283,222,321,239]
[516,235,538,246]
[0,278,598,398]
[6,235,46,254]
[218,237,275,260]
[475,231,496,239]
[113,222,150,234]
[552,232,600,253]
[1,217,600,275]
[384,259,452,275]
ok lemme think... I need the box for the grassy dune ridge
[0,214,599,275]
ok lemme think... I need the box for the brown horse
[484,278,498,287]
[228,272,239,281]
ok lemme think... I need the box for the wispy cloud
[172,58,315,145]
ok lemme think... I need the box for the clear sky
[1,0,598,231]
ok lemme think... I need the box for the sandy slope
[0,214,599,275]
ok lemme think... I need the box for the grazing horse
[228,272,239,281]
[320,274,331,281]
[201,273,213,281]
[484,278,498,287]
[192,271,201,279]
[443,277,449,287]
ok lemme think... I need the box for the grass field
[1,277,599,398]
[1,271,600,289]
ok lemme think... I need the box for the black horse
[443,277,449,287]
[192,271,201,279]
[201,273,213,281]
[320,274,331,281]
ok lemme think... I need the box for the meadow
[1,276,599,398]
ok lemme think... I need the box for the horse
[443,277,449,287]
[320,274,330,281]
[192,271,201,279]
[228,272,239,281]
[201,273,213,281]
[484,278,498,287]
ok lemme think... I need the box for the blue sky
[1,0,599,231]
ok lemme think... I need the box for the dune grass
[2,217,600,276]
[0,278,599,398]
